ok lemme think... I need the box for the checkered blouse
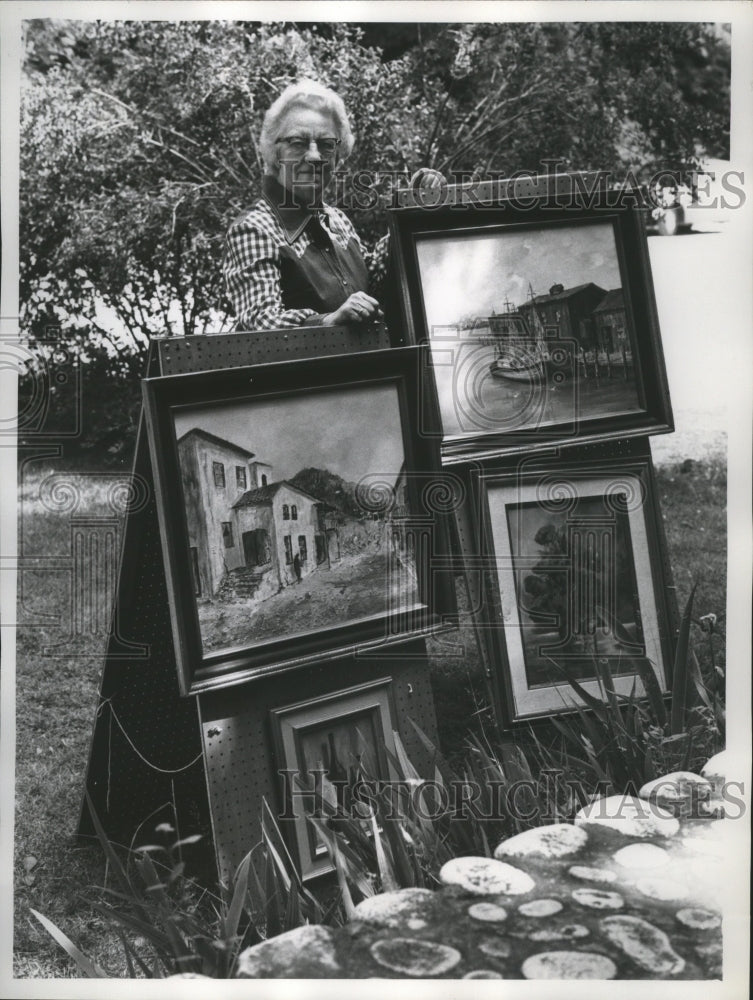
[224,177,389,331]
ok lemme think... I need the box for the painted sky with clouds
[416,221,622,329]
[173,383,404,485]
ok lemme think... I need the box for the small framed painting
[142,347,455,695]
[472,454,674,725]
[390,179,673,462]
[270,678,398,880]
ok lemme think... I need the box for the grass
[13,453,727,977]
[14,466,131,977]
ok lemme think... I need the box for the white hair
[259,79,355,173]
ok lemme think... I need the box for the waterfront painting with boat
[414,221,642,438]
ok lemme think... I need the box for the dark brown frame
[142,347,455,695]
[469,450,675,727]
[389,177,673,462]
[270,678,398,880]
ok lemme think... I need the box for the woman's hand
[322,291,382,327]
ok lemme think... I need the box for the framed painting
[472,454,674,725]
[142,347,455,695]
[389,180,673,462]
[271,678,397,880]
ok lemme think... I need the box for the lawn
[13,451,727,977]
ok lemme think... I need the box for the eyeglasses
[275,135,341,158]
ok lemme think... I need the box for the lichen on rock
[439,856,535,896]
[521,950,617,980]
[601,914,686,975]
[236,925,340,978]
[370,937,462,977]
[494,823,588,860]
[575,794,680,839]
[353,888,438,930]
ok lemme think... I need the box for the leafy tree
[19,19,729,464]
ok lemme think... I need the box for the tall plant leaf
[30,909,107,978]
[223,852,251,946]
[671,583,697,734]
[84,791,151,925]
[369,808,399,893]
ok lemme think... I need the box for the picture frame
[142,347,455,695]
[389,178,673,463]
[471,452,674,726]
[270,678,398,880]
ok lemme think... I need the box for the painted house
[177,428,325,600]
[519,282,608,350]
[388,465,414,560]
[233,481,322,587]
[592,288,628,354]
[177,429,258,599]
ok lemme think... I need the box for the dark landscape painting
[505,493,646,687]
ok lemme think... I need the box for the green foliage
[542,586,725,793]
[18,19,729,458]
[32,793,331,978]
[21,19,729,354]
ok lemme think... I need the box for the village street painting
[172,384,418,656]
[414,221,642,437]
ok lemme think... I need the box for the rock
[635,877,689,901]
[681,825,725,858]
[694,941,723,976]
[478,938,512,959]
[571,888,624,910]
[463,969,504,978]
[494,823,588,860]
[370,938,462,977]
[237,925,340,978]
[601,915,685,975]
[528,924,590,942]
[568,865,617,883]
[165,974,212,979]
[701,751,733,816]
[518,899,563,917]
[638,771,714,817]
[676,907,722,930]
[353,888,437,930]
[521,950,617,980]
[701,750,731,784]
[613,843,670,869]
[575,794,680,839]
[467,902,508,923]
[439,857,535,896]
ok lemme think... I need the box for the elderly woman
[223,80,387,332]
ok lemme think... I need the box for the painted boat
[489,356,545,383]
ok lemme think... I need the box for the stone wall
[226,754,730,980]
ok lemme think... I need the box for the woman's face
[273,105,339,206]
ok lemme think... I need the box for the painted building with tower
[177,428,329,601]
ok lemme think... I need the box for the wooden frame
[389,180,673,462]
[142,347,455,695]
[270,678,398,880]
[471,452,674,726]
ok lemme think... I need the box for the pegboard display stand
[78,325,440,883]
